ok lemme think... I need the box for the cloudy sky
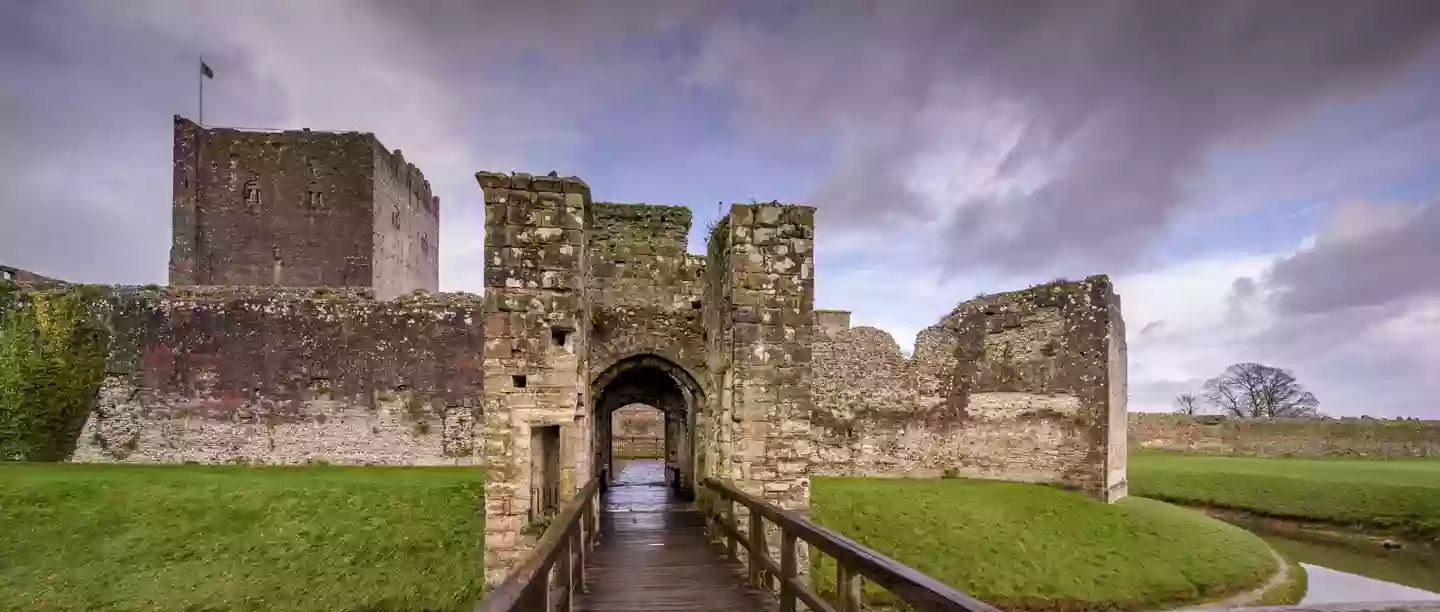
[2,0,1438,418]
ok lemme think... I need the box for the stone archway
[591,354,703,495]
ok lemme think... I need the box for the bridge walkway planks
[576,459,777,612]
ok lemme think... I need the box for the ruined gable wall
[170,117,377,288]
[71,286,484,466]
[586,203,706,380]
[371,145,439,299]
[811,276,1127,501]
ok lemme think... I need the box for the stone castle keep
[52,116,1127,583]
[169,117,440,298]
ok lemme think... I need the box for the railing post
[577,498,588,593]
[725,500,738,561]
[748,509,764,588]
[701,491,715,542]
[837,562,861,612]
[779,530,797,612]
[590,487,601,545]
[571,529,583,611]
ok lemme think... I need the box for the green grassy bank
[810,477,1279,611]
[0,463,483,612]
[1129,451,1440,542]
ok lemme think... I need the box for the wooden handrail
[701,477,1001,612]
[476,477,602,612]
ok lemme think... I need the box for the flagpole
[198,55,205,126]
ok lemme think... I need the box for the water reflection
[1300,564,1440,605]
[1256,534,1440,604]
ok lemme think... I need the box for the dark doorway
[529,424,560,522]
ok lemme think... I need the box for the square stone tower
[169,116,439,298]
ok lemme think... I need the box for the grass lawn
[1129,451,1440,542]
[0,463,483,612]
[810,477,1278,611]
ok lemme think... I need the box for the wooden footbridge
[477,460,1000,612]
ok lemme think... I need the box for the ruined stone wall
[814,309,851,338]
[371,145,439,299]
[1130,413,1440,457]
[811,277,1128,501]
[587,203,703,310]
[811,324,918,473]
[476,171,591,585]
[70,286,484,465]
[706,203,815,511]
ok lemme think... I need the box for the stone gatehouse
[31,117,1127,586]
[472,171,1128,580]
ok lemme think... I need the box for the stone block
[532,175,564,192]
[475,171,511,190]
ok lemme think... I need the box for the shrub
[0,285,109,461]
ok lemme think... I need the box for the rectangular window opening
[512,375,527,388]
[551,327,570,347]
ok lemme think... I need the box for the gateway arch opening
[591,354,701,495]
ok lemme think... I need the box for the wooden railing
[475,477,601,612]
[701,478,1001,612]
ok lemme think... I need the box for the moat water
[1256,531,1440,604]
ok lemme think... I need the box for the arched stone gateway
[591,354,704,494]
[475,173,823,584]
[473,170,1126,588]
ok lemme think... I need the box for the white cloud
[1116,252,1283,411]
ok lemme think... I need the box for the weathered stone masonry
[705,204,815,511]
[72,286,484,465]
[476,171,592,584]
[170,116,439,298]
[587,201,707,492]
[51,118,465,467]
[811,276,1129,501]
[6,112,1131,588]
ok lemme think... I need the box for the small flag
[200,61,214,79]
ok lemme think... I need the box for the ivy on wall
[0,282,110,461]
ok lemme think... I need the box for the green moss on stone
[0,285,111,461]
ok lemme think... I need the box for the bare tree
[1174,393,1202,415]
[1203,362,1320,418]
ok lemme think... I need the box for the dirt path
[1171,547,1294,610]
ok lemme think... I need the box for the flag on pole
[200,61,214,79]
